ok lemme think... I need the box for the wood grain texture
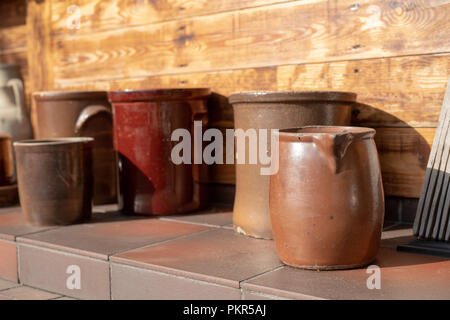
[26,0,53,132]
[54,54,449,128]
[50,0,290,36]
[0,51,27,72]
[0,25,27,53]
[50,0,450,84]
[0,0,26,28]
[375,127,435,198]
[52,66,278,128]
[277,54,450,128]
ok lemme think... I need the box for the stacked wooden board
[414,77,450,242]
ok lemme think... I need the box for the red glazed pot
[269,126,385,270]
[108,89,210,216]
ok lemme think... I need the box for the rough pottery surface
[108,88,210,216]
[14,138,94,226]
[228,91,355,239]
[33,91,117,205]
[269,126,385,270]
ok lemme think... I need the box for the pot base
[234,225,273,240]
[281,258,376,271]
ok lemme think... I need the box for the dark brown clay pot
[33,91,117,205]
[14,138,94,226]
[228,91,355,239]
[108,88,210,216]
[0,134,14,186]
[270,126,385,270]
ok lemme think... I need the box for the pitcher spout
[311,132,354,174]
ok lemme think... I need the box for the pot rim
[14,137,94,148]
[228,91,357,104]
[277,126,376,139]
[108,88,211,102]
[33,91,108,101]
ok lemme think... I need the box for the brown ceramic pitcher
[34,91,116,205]
[228,91,355,239]
[14,138,94,226]
[108,88,210,216]
[270,126,385,270]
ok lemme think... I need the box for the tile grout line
[382,223,403,232]
[158,217,231,229]
[15,220,218,262]
[16,242,107,263]
[107,228,215,260]
[0,283,62,298]
[16,243,21,284]
[243,289,290,300]
[14,227,60,242]
[0,284,20,293]
[23,285,76,301]
[109,263,112,300]
[238,265,285,288]
[16,238,107,261]
[110,261,241,295]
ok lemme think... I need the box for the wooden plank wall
[18,0,450,197]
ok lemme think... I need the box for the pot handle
[311,133,354,174]
[75,105,112,135]
[6,78,26,120]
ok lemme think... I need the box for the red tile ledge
[0,239,18,282]
[241,248,450,300]
[111,263,241,300]
[16,218,210,260]
[111,228,282,289]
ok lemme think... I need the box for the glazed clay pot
[14,138,94,226]
[108,88,210,216]
[270,126,385,270]
[0,64,33,142]
[0,134,14,186]
[228,91,355,239]
[34,91,116,205]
